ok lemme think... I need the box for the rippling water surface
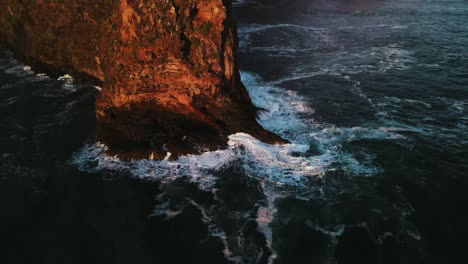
[1,0,467,263]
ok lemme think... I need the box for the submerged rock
[0,0,285,159]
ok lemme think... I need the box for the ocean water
[1,0,467,263]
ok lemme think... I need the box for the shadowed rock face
[0,0,285,159]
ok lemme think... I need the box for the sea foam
[71,71,390,188]
[68,71,411,262]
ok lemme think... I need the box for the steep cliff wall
[0,0,285,159]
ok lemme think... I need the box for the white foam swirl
[71,71,390,187]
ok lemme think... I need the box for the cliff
[0,0,285,159]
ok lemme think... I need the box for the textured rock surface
[0,0,285,159]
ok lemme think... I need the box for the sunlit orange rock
[0,0,286,159]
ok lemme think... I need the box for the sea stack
[0,0,285,159]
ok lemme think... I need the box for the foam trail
[70,71,400,263]
[256,183,283,264]
[238,24,325,34]
[72,72,389,186]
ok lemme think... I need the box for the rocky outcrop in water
[0,0,285,159]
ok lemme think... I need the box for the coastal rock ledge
[0,0,285,159]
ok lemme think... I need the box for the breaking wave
[70,72,394,188]
[69,62,424,262]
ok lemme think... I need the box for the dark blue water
[1,0,467,263]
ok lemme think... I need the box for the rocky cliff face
[0,0,285,159]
